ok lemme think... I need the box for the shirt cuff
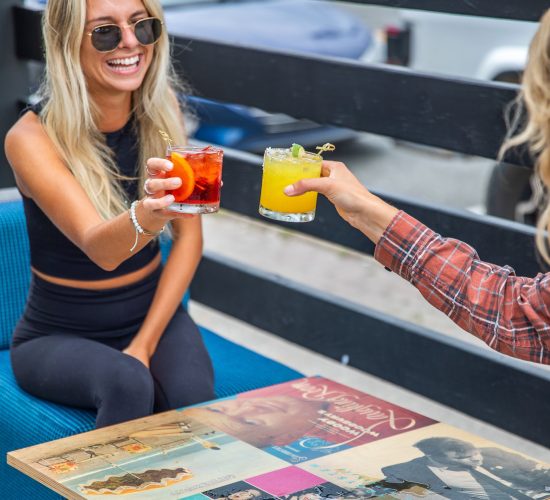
[374,210,439,283]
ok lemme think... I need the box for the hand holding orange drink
[259,143,334,222]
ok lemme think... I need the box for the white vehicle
[386,10,541,223]
[399,11,538,83]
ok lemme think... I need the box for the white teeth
[108,55,140,66]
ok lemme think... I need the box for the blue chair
[0,199,301,499]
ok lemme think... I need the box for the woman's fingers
[284,161,346,197]
[144,158,184,202]
[144,176,181,196]
[141,194,175,212]
[321,160,347,177]
[145,158,173,177]
[143,157,198,219]
[284,177,331,197]
[141,195,198,220]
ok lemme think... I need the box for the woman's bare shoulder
[5,110,52,158]
[5,110,63,197]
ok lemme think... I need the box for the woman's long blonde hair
[500,9,550,262]
[38,0,187,219]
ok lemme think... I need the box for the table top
[8,376,550,499]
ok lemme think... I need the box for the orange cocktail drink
[166,145,223,214]
[259,146,322,222]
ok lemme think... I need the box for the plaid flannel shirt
[374,211,550,364]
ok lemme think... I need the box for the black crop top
[21,107,159,280]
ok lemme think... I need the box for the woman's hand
[284,160,399,243]
[141,157,194,220]
[284,161,371,225]
[122,342,152,369]
[142,157,178,213]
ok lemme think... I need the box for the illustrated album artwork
[8,376,550,499]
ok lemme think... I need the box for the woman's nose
[118,25,140,49]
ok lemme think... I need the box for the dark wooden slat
[334,0,547,22]
[175,36,527,164]
[1,2,27,189]
[192,251,550,447]
[12,6,43,62]
[14,7,530,165]
[14,0,543,64]
[221,150,540,276]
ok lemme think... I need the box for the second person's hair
[500,9,550,262]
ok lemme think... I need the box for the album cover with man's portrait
[181,376,436,464]
[300,423,550,499]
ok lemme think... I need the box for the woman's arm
[122,216,203,366]
[287,161,550,364]
[4,112,179,270]
[375,211,550,363]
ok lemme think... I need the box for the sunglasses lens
[91,25,121,52]
[135,18,162,46]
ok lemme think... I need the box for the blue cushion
[0,349,95,500]
[201,326,302,397]
[0,201,31,350]
[2,327,301,499]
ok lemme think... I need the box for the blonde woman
[4,0,214,427]
[285,10,550,365]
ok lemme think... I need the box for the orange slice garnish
[170,152,196,201]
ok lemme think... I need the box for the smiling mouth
[106,54,142,73]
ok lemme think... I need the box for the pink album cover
[182,376,435,463]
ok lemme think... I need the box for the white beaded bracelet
[129,200,165,253]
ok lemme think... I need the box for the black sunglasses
[86,17,163,53]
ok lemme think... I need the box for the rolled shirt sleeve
[374,211,550,364]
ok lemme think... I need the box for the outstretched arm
[4,111,184,271]
[286,161,550,364]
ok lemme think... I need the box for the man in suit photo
[381,437,548,499]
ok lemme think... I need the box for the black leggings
[10,268,214,428]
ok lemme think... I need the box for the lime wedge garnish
[291,143,305,158]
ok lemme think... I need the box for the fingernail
[166,161,173,170]
[283,185,295,195]
[170,178,181,187]
[167,195,175,203]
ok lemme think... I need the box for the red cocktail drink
[166,145,223,213]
